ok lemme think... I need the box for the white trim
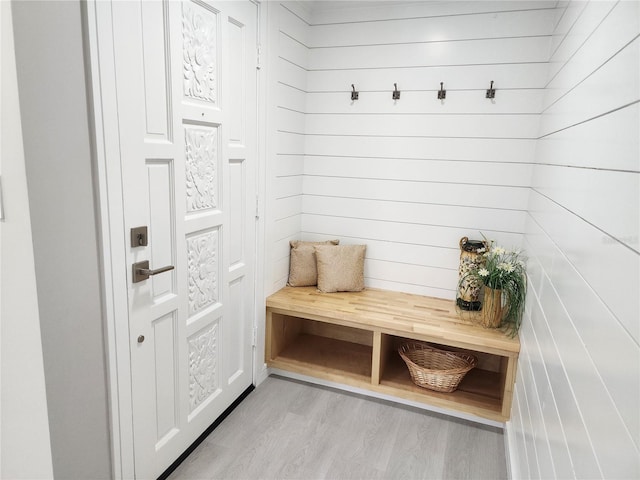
[253,0,269,387]
[268,369,506,429]
[84,2,135,478]
[505,419,518,480]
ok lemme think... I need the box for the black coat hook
[437,82,446,100]
[351,84,359,101]
[486,80,496,99]
[392,83,400,100]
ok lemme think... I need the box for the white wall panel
[535,103,640,172]
[272,256,290,291]
[279,31,309,69]
[301,214,522,254]
[273,154,304,177]
[304,157,533,187]
[509,388,530,479]
[365,259,458,295]
[546,1,617,83]
[526,307,575,480]
[281,2,312,25]
[274,175,303,200]
[309,9,555,47]
[304,136,537,163]
[273,194,302,221]
[548,0,588,57]
[541,38,640,135]
[539,274,638,479]
[528,191,639,344]
[302,175,531,210]
[278,58,307,91]
[268,3,311,292]
[306,90,545,115]
[296,3,547,296]
[532,165,639,250]
[305,113,540,139]
[279,3,310,41]
[525,300,575,480]
[309,37,550,71]
[546,1,637,104]
[306,232,459,270]
[308,63,550,92]
[525,282,602,479]
[277,82,306,111]
[310,1,556,25]
[276,131,305,154]
[277,106,305,133]
[511,3,640,478]
[538,236,640,447]
[274,213,301,243]
[302,195,526,234]
[518,328,554,479]
[515,344,541,480]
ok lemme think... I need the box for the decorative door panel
[186,228,220,317]
[98,1,257,478]
[182,0,219,106]
[185,125,219,213]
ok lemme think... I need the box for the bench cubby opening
[375,335,506,417]
[267,312,374,385]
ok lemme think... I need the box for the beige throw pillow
[315,244,366,293]
[288,239,339,287]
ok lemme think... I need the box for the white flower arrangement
[462,239,528,337]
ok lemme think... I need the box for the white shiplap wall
[299,1,556,298]
[507,1,640,479]
[269,2,312,290]
[266,1,640,478]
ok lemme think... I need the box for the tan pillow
[315,244,366,293]
[288,239,339,287]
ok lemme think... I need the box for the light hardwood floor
[168,376,507,480]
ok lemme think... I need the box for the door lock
[131,226,148,247]
[132,260,175,283]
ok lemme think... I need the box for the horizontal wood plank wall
[270,2,311,291]
[507,1,640,479]
[301,1,556,299]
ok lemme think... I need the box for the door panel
[99,1,257,477]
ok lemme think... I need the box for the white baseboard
[504,420,519,480]
[267,367,505,429]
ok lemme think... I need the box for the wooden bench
[265,286,520,424]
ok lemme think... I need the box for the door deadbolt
[131,226,148,247]
[132,260,175,283]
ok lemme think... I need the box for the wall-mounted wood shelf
[265,287,520,424]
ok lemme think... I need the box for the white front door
[93,1,257,477]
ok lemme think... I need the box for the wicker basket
[398,342,478,393]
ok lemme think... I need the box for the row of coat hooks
[350,81,497,101]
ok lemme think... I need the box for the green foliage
[461,240,527,337]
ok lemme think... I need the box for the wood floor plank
[167,376,507,480]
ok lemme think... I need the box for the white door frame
[84,1,267,477]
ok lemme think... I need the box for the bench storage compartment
[266,286,520,423]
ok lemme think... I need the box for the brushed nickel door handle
[132,260,174,283]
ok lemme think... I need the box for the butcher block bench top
[266,286,520,356]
